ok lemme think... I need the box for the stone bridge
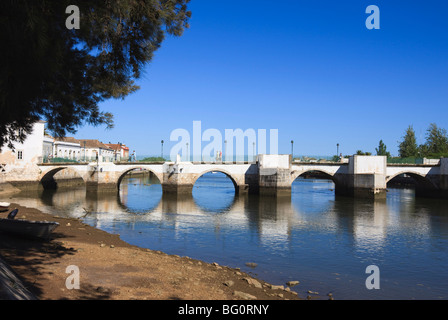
[2,155,448,199]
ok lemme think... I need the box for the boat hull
[0,202,10,212]
[0,219,59,240]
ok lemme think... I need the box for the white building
[0,121,117,167]
[43,135,54,161]
[105,143,130,162]
[0,120,46,166]
[78,139,114,163]
[54,137,82,161]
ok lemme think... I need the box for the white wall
[0,121,45,165]
[84,147,114,162]
[54,141,81,160]
[258,154,291,169]
[351,155,387,174]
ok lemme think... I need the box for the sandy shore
[0,203,302,300]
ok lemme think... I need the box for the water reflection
[119,172,162,213]
[193,172,236,214]
[8,179,448,253]
[5,175,448,299]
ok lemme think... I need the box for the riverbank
[0,203,302,300]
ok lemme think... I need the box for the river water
[6,172,448,300]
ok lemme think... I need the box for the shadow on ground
[0,231,75,299]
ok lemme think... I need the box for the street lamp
[224,140,227,162]
[161,140,164,159]
[252,142,256,162]
[337,143,340,157]
[291,140,294,158]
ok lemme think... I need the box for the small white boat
[0,209,59,240]
[0,202,10,212]
[0,202,10,208]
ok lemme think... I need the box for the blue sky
[74,0,448,158]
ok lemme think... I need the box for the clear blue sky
[74,0,448,158]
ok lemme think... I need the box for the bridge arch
[386,171,438,189]
[40,166,86,190]
[116,167,163,190]
[192,169,240,193]
[192,169,239,213]
[290,169,338,186]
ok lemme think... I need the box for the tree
[375,140,390,157]
[356,150,372,156]
[398,125,418,158]
[423,123,448,155]
[0,0,191,150]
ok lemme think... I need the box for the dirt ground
[0,203,303,300]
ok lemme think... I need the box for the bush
[141,157,165,162]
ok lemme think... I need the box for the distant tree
[356,150,372,156]
[418,143,429,157]
[423,123,448,155]
[398,126,418,158]
[375,140,390,157]
[0,0,191,150]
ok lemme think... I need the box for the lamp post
[161,140,164,159]
[291,140,294,158]
[224,140,227,163]
[252,142,256,162]
[337,143,340,158]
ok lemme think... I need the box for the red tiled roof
[78,139,113,150]
[54,137,80,144]
[105,143,130,152]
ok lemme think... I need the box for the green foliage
[141,157,165,162]
[387,157,419,164]
[397,123,448,159]
[423,123,448,155]
[375,140,390,157]
[356,150,372,156]
[0,0,191,150]
[398,125,418,158]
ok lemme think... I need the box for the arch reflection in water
[192,172,236,214]
[118,170,162,213]
[291,173,336,216]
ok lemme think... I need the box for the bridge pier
[335,156,387,199]
[335,174,387,199]
[86,182,118,194]
[161,162,195,195]
[258,155,292,197]
[84,163,119,194]
[422,158,448,199]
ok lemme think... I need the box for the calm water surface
[7,172,448,300]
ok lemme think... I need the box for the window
[17,150,23,160]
